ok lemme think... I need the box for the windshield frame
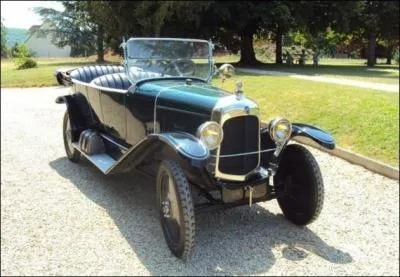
[122,37,214,84]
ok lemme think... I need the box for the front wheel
[156,160,195,260]
[274,144,324,226]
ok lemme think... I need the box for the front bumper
[216,167,270,189]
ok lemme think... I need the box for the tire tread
[275,144,324,225]
[158,160,195,260]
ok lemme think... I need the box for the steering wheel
[161,59,196,77]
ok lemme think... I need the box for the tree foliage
[1,17,8,57]
[33,1,97,58]
[30,0,399,67]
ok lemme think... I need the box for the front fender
[291,123,335,150]
[148,132,210,164]
[108,132,210,174]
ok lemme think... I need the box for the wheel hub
[161,200,171,218]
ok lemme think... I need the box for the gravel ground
[1,87,399,276]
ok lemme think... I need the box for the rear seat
[69,65,124,83]
[70,64,167,90]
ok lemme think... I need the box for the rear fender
[55,94,91,141]
[291,123,335,150]
[54,68,75,86]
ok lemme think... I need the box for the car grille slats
[218,115,259,175]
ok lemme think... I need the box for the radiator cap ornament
[235,80,244,100]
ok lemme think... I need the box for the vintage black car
[55,37,335,260]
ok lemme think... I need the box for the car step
[72,142,116,173]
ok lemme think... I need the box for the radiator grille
[218,115,259,175]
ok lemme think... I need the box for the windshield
[124,38,212,83]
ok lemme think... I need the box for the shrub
[11,43,33,58]
[348,50,360,59]
[283,45,314,60]
[15,57,38,70]
[254,41,275,62]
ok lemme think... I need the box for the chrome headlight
[196,121,223,150]
[269,117,292,143]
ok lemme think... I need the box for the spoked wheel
[156,160,195,260]
[63,111,81,163]
[274,144,324,226]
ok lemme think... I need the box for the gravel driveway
[1,87,399,276]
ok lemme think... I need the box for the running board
[72,142,116,173]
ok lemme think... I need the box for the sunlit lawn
[213,74,399,167]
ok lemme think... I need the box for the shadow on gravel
[50,157,352,275]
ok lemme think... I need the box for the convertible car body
[55,37,335,259]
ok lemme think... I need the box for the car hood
[135,79,230,116]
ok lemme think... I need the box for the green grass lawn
[212,74,399,167]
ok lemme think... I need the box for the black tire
[274,144,324,226]
[156,160,195,260]
[63,111,81,163]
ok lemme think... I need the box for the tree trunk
[386,44,393,65]
[275,27,283,64]
[367,32,377,67]
[96,25,105,63]
[239,32,258,66]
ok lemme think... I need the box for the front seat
[91,73,132,90]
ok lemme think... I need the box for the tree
[34,1,99,60]
[212,2,269,65]
[185,1,275,65]
[359,1,381,67]
[350,1,399,67]
[261,2,295,64]
[378,1,399,64]
[159,1,274,65]
[76,1,149,55]
[1,17,8,58]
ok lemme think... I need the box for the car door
[100,89,126,141]
[86,85,104,129]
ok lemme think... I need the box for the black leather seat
[91,73,132,90]
[70,65,124,83]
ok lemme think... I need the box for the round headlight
[196,121,223,150]
[269,117,292,143]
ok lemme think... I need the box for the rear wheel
[274,144,324,226]
[156,160,195,260]
[63,111,81,163]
